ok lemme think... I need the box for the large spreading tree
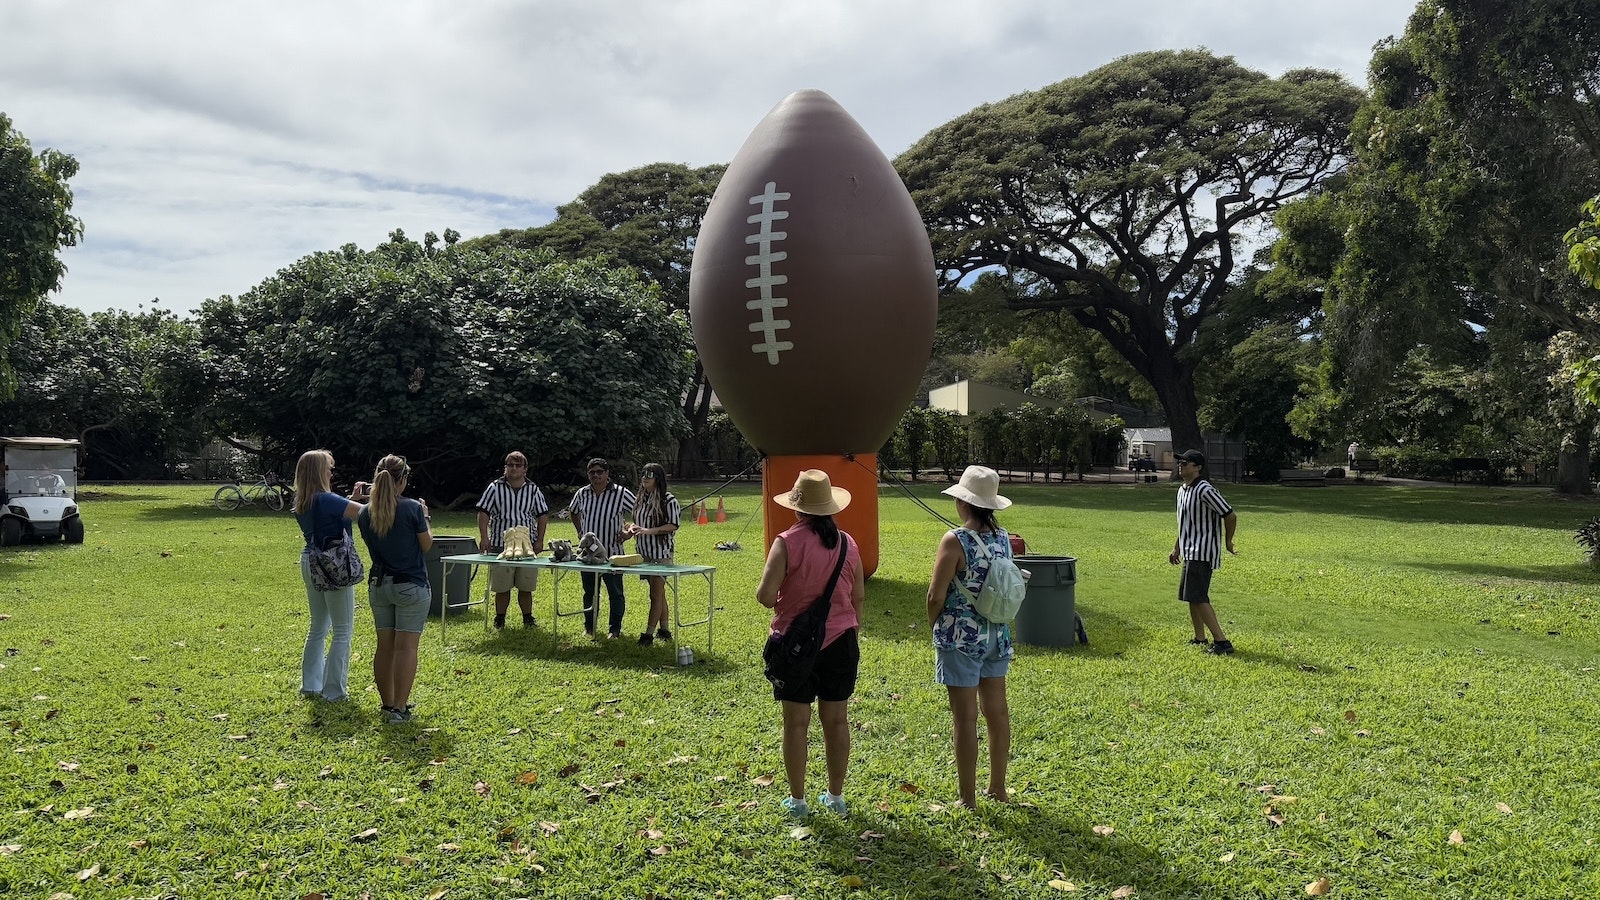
[896,50,1362,453]
[0,113,83,399]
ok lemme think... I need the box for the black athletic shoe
[1206,640,1235,655]
[523,615,536,628]
[656,627,672,641]
[1187,637,1209,646]
[493,615,506,630]
[638,632,654,646]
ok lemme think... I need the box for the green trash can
[425,536,480,616]
[1012,556,1083,647]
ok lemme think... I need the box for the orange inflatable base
[763,454,879,578]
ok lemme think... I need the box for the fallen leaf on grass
[429,756,448,766]
[736,800,759,811]
[665,755,698,765]
[640,829,664,840]
[437,842,460,852]
[1218,852,1235,862]
[0,844,19,854]
[1353,729,1371,737]
[1495,802,1513,815]
[898,782,921,795]
[397,856,418,866]
[57,761,80,772]
[840,875,864,889]
[352,828,378,843]
[63,807,95,820]
[517,771,539,785]
[1343,710,1357,723]
[1306,875,1331,896]
[1268,795,1299,805]
[1047,880,1078,891]
[129,839,149,850]
[1309,727,1326,735]
[224,734,251,742]
[1253,784,1277,794]
[649,845,669,856]
[210,714,228,722]
[751,774,776,787]
[539,821,560,834]
[318,765,334,778]
[859,830,885,840]
[1092,825,1115,836]
[1448,829,1464,845]
[426,889,449,900]
[558,763,581,778]
[1111,887,1136,899]
[508,727,522,735]
[790,826,814,840]
[614,739,626,747]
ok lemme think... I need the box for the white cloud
[0,0,1417,315]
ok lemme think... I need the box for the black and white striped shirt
[570,483,637,556]
[633,491,679,561]
[1176,479,1233,569]
[476,479,550,551]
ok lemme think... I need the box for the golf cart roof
[0,437,82,450]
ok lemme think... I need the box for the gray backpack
[955,531,1029,624]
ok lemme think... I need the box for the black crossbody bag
[762,540,849,692]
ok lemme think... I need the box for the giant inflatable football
[689,90,938,575]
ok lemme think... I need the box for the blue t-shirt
[296,491,353,550]
[358,498,430,585]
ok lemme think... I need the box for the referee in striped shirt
[476,451,550,629]
[570,458,637,637]
[1169,449,1238,654]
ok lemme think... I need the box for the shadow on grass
[460,624,741,677]
[1398,558,1600,586]
[134,504,291,523]
[804,801,1199,898]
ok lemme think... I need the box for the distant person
[1170,449,1238,654]
[476,451,550,629]
[569,458,636,638]
[624,462,680,645]
[292,449,363,702]
[757,469,864,820]
[926,465,1015,807]
[357,455,432,724]
[1347,441,1361,469]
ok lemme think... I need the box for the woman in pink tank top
[756,470,865,821]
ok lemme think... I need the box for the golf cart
[0,437,85,545]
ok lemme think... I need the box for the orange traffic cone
[696,503,709,526]
[715,497,727,523]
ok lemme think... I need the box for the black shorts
[772,628,859,704]
[1178,561,1214,604]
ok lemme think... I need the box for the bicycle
[213,474,294,512]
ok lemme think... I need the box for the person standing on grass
[569,458,636,638]
[926,465,1015,808]
[476,450,550,629]
[623,462,679,646]
[357,455,432,725]
[756,470,865,821]
[292,449,363,703]
[1170,449,1238,654]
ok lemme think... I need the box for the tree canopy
[897,49,1362,453]
[467,163,725,474]
[195,232,693,498]
[0,113,83,398]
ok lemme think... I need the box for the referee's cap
[1178,449,1206,466]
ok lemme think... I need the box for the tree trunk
[1147,362,1205,460]
[1556,429,1593,495]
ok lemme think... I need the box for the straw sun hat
[941,465,1012,511]
[773,469,851,516]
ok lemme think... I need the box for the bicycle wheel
[266,485,286,512]
[213,485,244,511]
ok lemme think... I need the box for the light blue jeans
[300,553,355,701]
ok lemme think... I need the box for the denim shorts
[935,628,1012,688]
[369,578,430,633]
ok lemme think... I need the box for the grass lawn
[2,481,1598,899]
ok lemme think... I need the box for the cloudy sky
[2,0,1418,316]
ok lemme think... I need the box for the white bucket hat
[941,465,1012,511]
[774,469,851,516]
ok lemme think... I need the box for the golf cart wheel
[266,487,286,512]
[0,518,19,547]
[213,485,244,511]
[65,517,85,544]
